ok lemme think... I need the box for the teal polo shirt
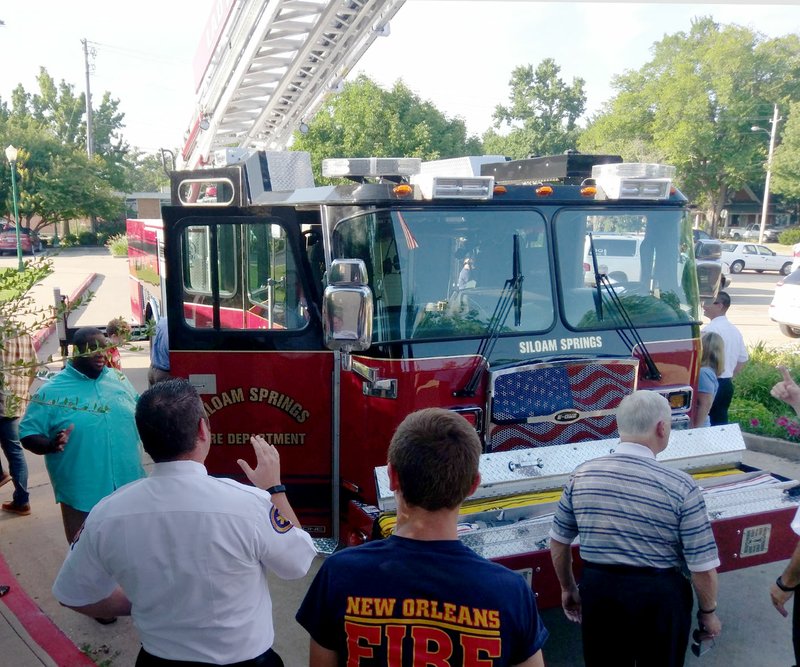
[21,364,146,512]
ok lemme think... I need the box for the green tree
[483,58,586,159]
[772,101,800,201]
[292,75,481,179]
[578,18,800,235]
[124,150,170,193]
[0,68,130,235]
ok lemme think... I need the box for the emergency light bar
[413,175,495,200]
[322,157,421,178]
[592,162,676,200]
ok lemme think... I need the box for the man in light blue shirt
[20,327,145,544]
[148,316,171,387]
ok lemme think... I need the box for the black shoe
[94,616,117,625]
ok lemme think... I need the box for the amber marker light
[581,186,597,197]
[536,185,554,196]
[393,184,413,197]
[493,185,507,195]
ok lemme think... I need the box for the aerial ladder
[181,0,405,168]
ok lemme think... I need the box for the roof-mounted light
[413,175,494,200]
[591,162,676,200]
[322,157,421,179]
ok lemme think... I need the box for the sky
[1,1,799,155]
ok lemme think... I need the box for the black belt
[136,647,283,667]
[583,561,681,577]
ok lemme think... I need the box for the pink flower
[788,423,800,438]
[777,416,790,427]
[750,418,760,427]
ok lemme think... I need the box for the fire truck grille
[488,359,638,451]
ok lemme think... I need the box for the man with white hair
[549,390,722,666]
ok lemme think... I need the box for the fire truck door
[162,208,335,537]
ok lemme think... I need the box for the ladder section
[183,0,405,168]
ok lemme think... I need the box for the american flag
[396,212,419,250]
[488,360,637,452]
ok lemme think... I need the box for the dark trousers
[709,377,734,425]
[580,563,693,667]
[135,647,283,667]
[793,593,800,666]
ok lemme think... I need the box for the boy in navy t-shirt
[296,408,548,666]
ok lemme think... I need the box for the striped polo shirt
[549,442,720,572]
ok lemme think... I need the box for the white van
[583,234,644,284]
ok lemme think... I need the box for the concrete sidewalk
[0,248,137,666]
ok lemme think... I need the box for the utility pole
[752,104,781,244]
[81,38,98,234]
[81,38,94,159]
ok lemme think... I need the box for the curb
[0,551,95,666]
[31,273,97,353]
[743,432,800,462]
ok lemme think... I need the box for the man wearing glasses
[702,291,748,425]
[549,391,722,666]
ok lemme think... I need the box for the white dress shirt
[53,460,316,663]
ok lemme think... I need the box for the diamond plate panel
[375,424,747,512]
[373,424,800,561]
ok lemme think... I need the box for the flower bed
[730,343,800,442]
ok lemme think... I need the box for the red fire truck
[128,151,799,608]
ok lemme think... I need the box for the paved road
[0,250,798,666]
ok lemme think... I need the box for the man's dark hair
[135,379,207,462]
[388,408,480,511]
[72,327,105,353]
[716,291,731,310]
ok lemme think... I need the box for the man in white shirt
[52,379,316,666]
[702,291,748,425]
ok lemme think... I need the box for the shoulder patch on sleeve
[270,506,293,534]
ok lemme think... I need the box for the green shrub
[97,219,126,236]
[779,228,800,246]
[106,233,128,257]
[78,231,98,246]
[732,344,800,440]
[729,399,787,439]
[61,233,79,247]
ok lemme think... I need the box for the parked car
[730,223,767,241]
[695,238,731,289]
[0,226,43,255]
[720,242,793,275]
[770,268,800,337]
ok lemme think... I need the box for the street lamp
[751,104,781,245]
[4,144,24,272]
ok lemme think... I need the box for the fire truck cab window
[332,208,554,342]
[181,220,308,331]
[555,209,699,330]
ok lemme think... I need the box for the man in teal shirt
[21,327,146,544]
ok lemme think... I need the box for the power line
[86,39,186,67]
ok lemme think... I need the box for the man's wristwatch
[265,484,286,495]
[776,575,798,592]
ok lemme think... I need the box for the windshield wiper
[586,232,660,380]
[587,232,604,321]
[456,234,524,397]
[596,273,661,381]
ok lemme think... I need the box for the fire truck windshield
[554,208,699,329]
[332,208,555,342]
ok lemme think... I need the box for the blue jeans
[0,417,29,505]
